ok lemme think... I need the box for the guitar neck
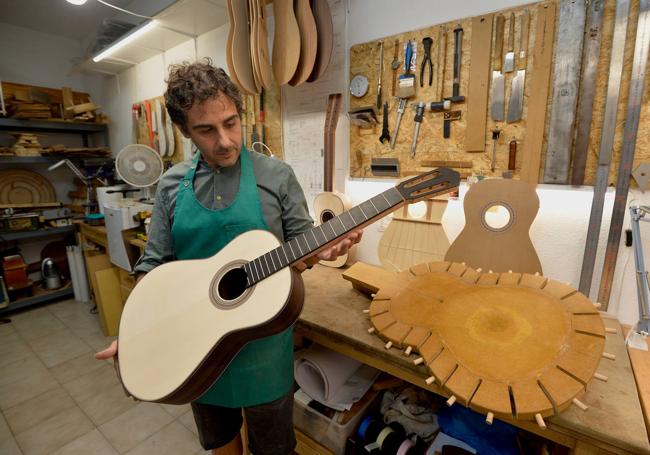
[243,187,405,287]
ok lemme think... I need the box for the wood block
[498,271,521,286]
[543,279,576,299]
[519,273,547,289]
[460,267,481,284]
[342,261,396,295]
[476,272,499,285]
[409,263,430,276]
[402,326,430,348]
[444,365,481,406]
[428,349,458,385]
[572,314,606,337]
[470,379,512,418]
[381,321,412,346]
[511,380,554,419]
[562,292,599,314]
[65,102,99,114]
[419,336,444,363]
[371,312,396,332]
[538,367,585,413]
[369,300,390,316]
[447,262,468,277]
[428,261,451,272]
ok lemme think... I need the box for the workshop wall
[342,0,650,327]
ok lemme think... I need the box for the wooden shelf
[0,118,108,133]
[0,225,75,242]
[0,285,74,316]
[0,155,112,165]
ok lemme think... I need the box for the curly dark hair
[164,58,243,133]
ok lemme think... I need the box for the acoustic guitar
[117,168,460,404]
[313,93,353,267]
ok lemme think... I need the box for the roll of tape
[396,438,415,455]
[376,427,395,449]
[357,415,374,442]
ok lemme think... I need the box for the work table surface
[297,265,650,454]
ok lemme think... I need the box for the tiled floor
[0,298,209,455]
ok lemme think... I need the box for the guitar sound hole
[321,210,335,223]
[218,267,248,301]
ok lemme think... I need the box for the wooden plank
[543,0,586,184]
[628,340,650,438]
[520,2,556,185]
[94,267,123,337]
[465,14,494,152]
[65,102,99,115]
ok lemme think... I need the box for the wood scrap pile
[11,133,42,156]
[0,81,109,124]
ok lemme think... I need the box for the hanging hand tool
[508,139,517,170]
[410,102,425,157]
[436,27,447,100]
[443,111,461,139]
[391,39,400,96]
[390,98,407,149]
[504,12,515,72]
[251,95,259,149]
[376,41,384,110]
[445,26,465,103]
[428,99,451,112]
[397,40,416,98]
[379,101,390,144]
[490,129,501,171]
[507,11,529,123]
[259,89,266,147]
[242,96,248,148]
[491,15,506,121]
[420,37,434,87]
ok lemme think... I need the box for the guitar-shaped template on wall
[313,93,354,268]
[444,178,542,274]
[117,167,460,404]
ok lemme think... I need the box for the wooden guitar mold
[445,178,542,275]
[343,261,610,428]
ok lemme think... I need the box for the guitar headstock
[396,168,460,203]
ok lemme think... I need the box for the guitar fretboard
[243,187,404,287]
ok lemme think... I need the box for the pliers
[420,37,433,87]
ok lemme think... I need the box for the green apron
[170,147,294,408]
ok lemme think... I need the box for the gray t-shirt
[133,150,314,274]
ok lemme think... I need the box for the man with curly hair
[96,59,361,454]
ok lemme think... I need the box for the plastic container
[293,389,380,455]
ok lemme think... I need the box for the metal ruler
[543,0,587,184]
[578,0,630,297]
[598,0,650,310]
[571,0,605,186]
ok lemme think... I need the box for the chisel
[410,102,425,157]
[491,15,506,121]
[504,12,515,72]
[376,41,384,111]
[507,11,529,123]
[390,98,407,149]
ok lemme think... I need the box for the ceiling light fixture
[66,0,88,5]
[92,20,157,62]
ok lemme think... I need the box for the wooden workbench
[297,265,650,455]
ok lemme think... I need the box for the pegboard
[348,0,650,186]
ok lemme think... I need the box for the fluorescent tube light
[92,20,157,62]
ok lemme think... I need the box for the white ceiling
[0,0,227,43]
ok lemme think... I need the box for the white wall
[98,0,649,328]
[0,22,103,100]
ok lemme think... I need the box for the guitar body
[117,229,304,404]
[313,191,355,267]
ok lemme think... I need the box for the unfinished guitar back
[445,178,542,274]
